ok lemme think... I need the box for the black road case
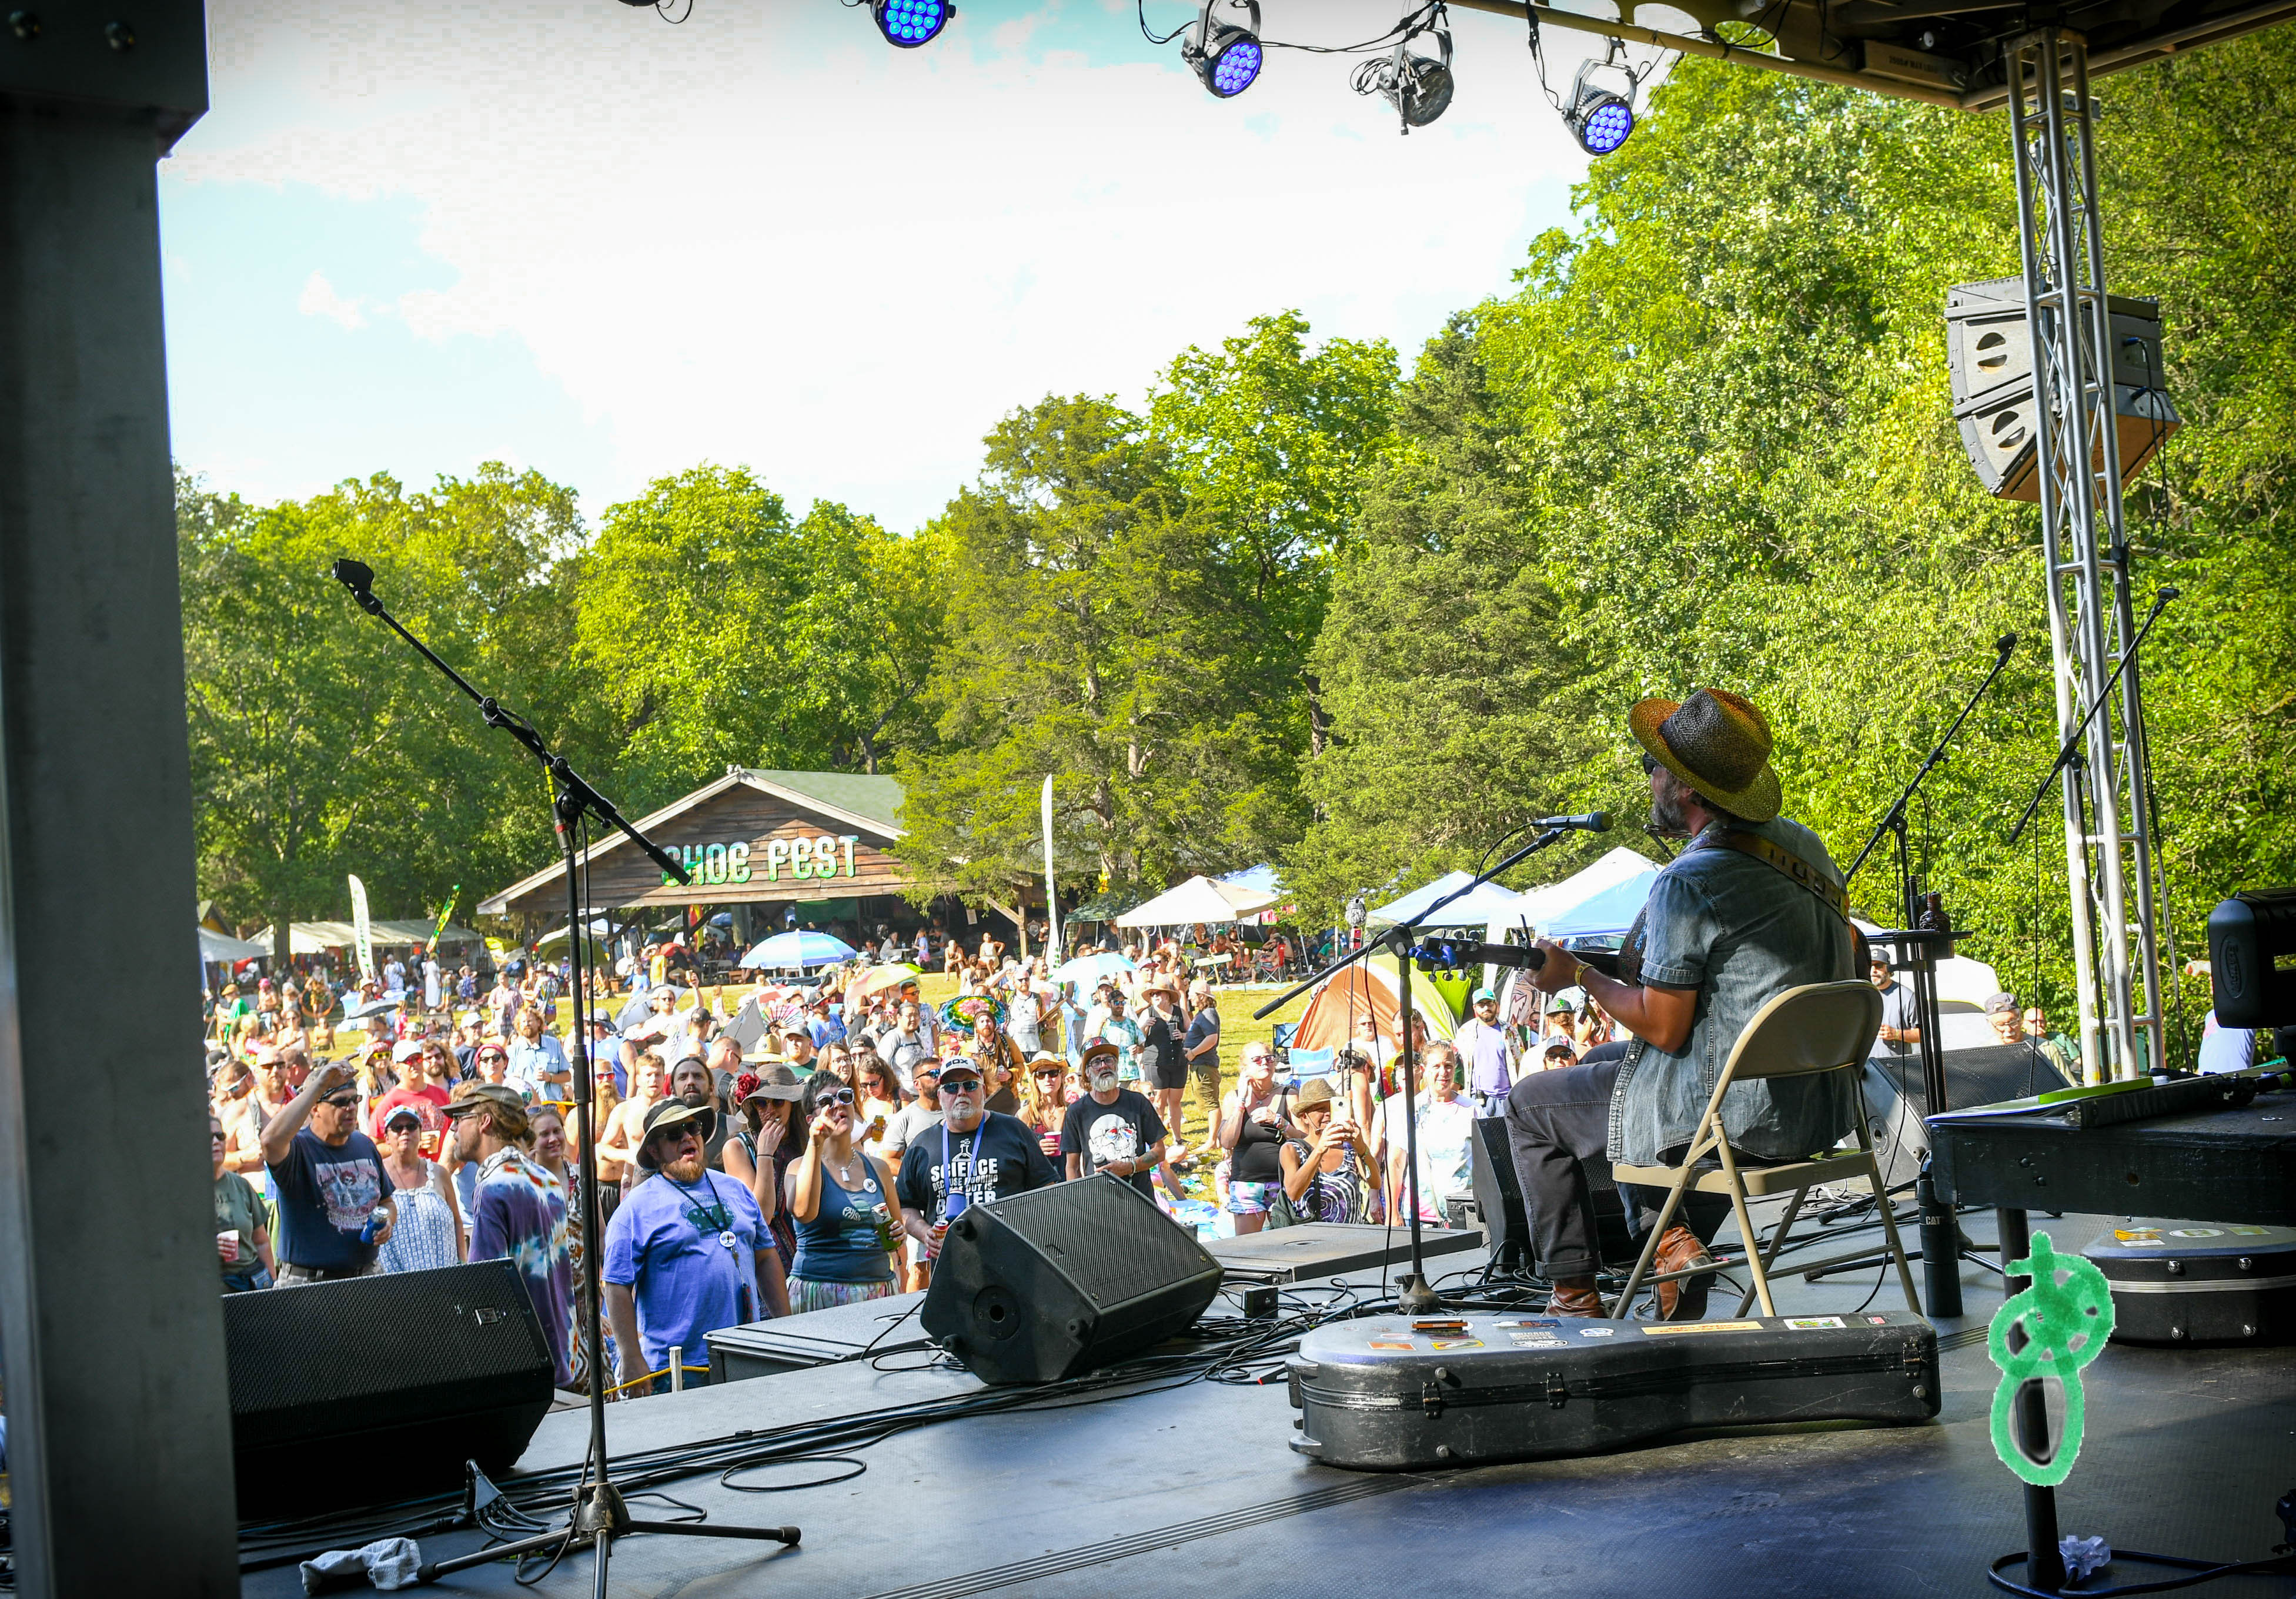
[1286,1310,1938,1470]
[2082,1220,2296,1344]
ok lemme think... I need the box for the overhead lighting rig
[1564,45,1640,153]
[1352,5,1454,133]
[1180,1,1264,98]
[872,0,954,48]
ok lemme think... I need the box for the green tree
[179,464,590,959]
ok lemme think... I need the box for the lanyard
[664,1170,731,1236]
[940,1120,977,1206]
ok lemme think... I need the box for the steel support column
[0,7,230,1595]
[2006,28,2167,1083]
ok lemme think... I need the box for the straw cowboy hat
[1629,687,1782,824]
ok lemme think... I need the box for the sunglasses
[940,1075,982,1089]
[817,1088,856,1107]
[1641,752,1660,773]
[1032,1069,1062,1079]
[320,1095,361,1111]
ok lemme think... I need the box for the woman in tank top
[1218,1043,1295,1236]
[785,1073,904,1313]
[377,1105,464,1272]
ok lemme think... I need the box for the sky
[161,0,1654,534]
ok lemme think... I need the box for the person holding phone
[785,1073,903,1313]
[1279,1079,1376,1224]
[894,1056,1057,1265]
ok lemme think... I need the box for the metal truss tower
[2006,28,2171,1082]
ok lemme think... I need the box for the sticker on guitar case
[1641,1320,1762,1336]
[1429,1338,1486,1351]
[1784,1316,1845,1329]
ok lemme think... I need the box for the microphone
[1533,812,1610,832]
[1996,633,2017,658]
[332,557,383,615]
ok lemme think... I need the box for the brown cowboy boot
[1650,1225,1717,1321]
[1548,1276,1605,1318]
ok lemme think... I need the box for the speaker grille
[225,1260,550,1420]
[984,1178,1217,1309]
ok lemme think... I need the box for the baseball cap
[445,1082,526,1121]
[394,1040,427,1063]
[937,1056,984,1083]
[1472,986,1498,1003]
[383,1105,424,1130]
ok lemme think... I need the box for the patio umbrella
[740,930,858,969]
[850,963,923,999]
[1054,950,1135,987]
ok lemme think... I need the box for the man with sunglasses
[370,1037,454,1152]
[894,1056,1056,1265]
[601,1098,773,1394]
[260,1059,396,1284]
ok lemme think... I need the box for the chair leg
[1713,1142,1775,1317]
[1734,1184,1809,1319]
[1867,1166,1923,1313]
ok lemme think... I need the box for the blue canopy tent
[1543,869,1660,941]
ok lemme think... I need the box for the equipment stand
[332,561,801,1591]
[1257,827,1575,1310]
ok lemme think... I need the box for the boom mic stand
[1844,632,2018,1320]
[1255,819,1598,1312]
[330,558,801,1591]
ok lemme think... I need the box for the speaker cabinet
[225,1260,555,1516]
[1946,276,2178,502]
[921,1175,1224,1385]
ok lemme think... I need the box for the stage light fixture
[1181,1,1263,98]
[873,0,953,48]
[1562,52,1639,155]
[1353,15,1454,133]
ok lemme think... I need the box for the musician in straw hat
[1505,688,1860,1320]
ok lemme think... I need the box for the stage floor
[243,1212,2296,1598]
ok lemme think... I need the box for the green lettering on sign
[660,834,864,885]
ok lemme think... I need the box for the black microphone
[1996,633,2017,658]
[1533,812,1610,832]
[332,557,383,615]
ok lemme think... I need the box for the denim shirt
[1606,816,1859,1167]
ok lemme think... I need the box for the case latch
[1546,1371,1569,1409]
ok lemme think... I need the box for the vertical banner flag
[1041,775,1061,961]
[425,885,460,958]
[348,874,376,983]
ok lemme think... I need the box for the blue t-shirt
[268,1128,389,1272]
[601,1169,770,1378]
[790,1162,895,1285]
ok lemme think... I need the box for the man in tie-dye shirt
[447,1082,577,1388]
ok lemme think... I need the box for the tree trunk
[270,898,291,973]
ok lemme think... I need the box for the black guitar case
[1286,1309,1939,1470]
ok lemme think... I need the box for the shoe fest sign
[659,834,864,887]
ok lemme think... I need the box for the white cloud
[172,0,1631,527]
[296,269,370,329]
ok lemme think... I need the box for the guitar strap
[1705,829,1852,925]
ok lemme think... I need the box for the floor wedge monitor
[923,1173,1223,1384]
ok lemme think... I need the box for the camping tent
[1366,871,1533,928]
[1288,949,1461,1055]
[1114,874,1279,929]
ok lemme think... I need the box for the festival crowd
[198,921,1729,1399]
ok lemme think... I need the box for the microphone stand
[1256,824,1585,1312]
[1845,634,2017,1320]
[331,560,801,1590]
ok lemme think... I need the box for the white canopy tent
[1114,874,1279,929]
[251,919,485,954]
[1502,847,1667,932]
[198,925,267,964]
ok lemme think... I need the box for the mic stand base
[1395,1273,1442,1315]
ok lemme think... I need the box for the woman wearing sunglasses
[1018,1052,1067,1163]
[784,1073,903,1313]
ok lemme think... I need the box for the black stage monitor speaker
[2210,888,2296,1029]
[1860,1043,2073,1182]
[225,1260,554,1516]
[1470,1116,1636,1274]
[922,1174,1224,1385]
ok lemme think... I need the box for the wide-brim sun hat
[636,1098,718,1166]
[1627,686,1782,824]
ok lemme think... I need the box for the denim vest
[1606,816,1859,1167]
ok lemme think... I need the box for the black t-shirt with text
[1060,1089,1169,1197]
[894,1110,1058,1227]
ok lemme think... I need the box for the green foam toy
[1987,1231,2116,1487]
